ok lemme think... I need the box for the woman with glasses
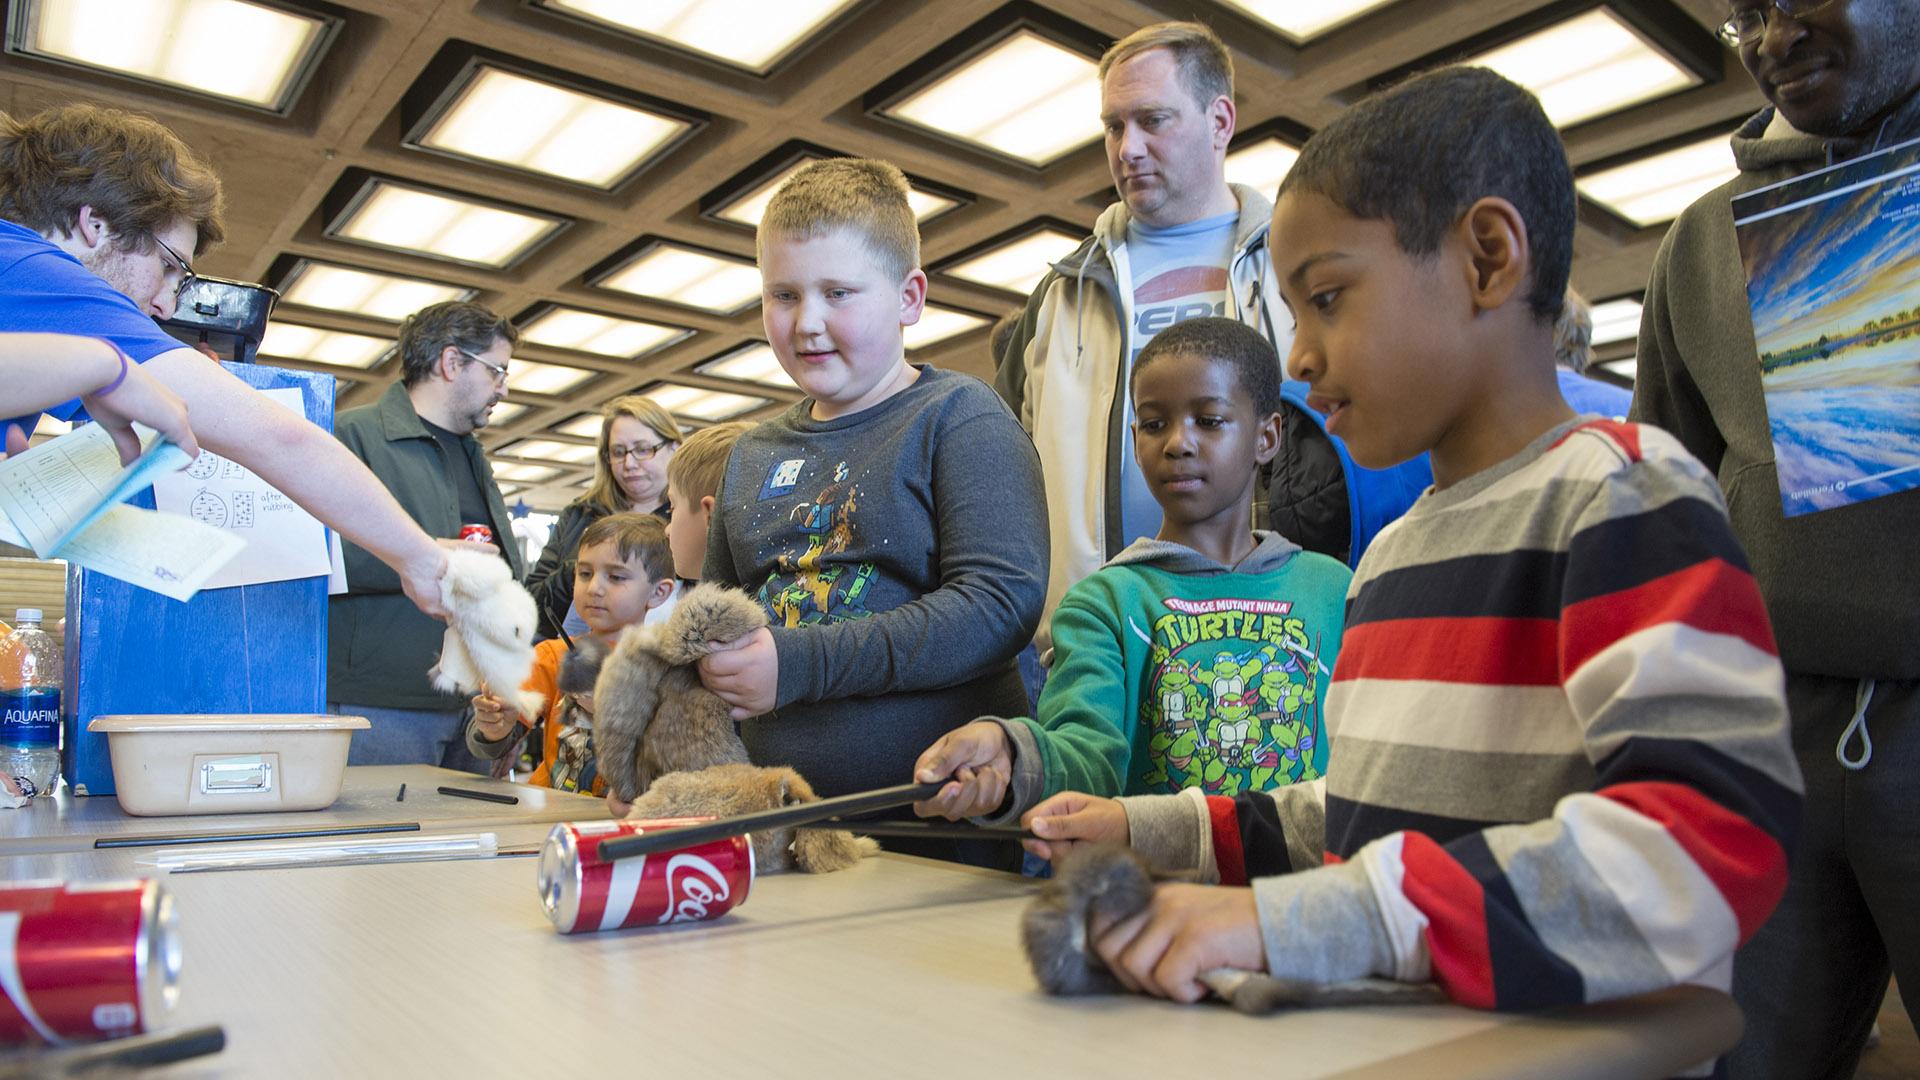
[524,395,684,641]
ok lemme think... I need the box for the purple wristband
[94,341,130,397]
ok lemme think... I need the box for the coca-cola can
[459,523,494,544]
[0,879,179,1046]
[537,818,754,934]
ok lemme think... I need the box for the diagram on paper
[150,385,331,590]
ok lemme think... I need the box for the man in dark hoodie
[1631,4,1920,1076]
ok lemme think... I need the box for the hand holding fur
[590,584,768,803]
[1021,844,1444,1011]
[427,548,543,718]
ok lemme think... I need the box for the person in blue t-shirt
[0,103,464,616]
[0,332,198,463]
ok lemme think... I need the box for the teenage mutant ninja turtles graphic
[759,461,878,627]
[1139,598,1328,797]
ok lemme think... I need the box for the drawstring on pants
[1836,678,1877,771]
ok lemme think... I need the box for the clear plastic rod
[139,832,499,873]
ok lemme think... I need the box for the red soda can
[0,879,179,1046]
[459,523,494,544]
[537,818,754,934]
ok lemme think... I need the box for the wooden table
[0,830,1741,1079]
[0,766,609,855]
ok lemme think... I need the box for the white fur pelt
[427,547,544,718]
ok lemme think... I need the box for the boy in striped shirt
[1018,66,1804,1017]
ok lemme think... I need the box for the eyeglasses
[456,348,510,384]
[608,440,672,463]
[151,233,198,300]
[1716,0,1838,47]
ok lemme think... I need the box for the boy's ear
[648,576,674,609]
[699,494,716,516]
[1254,409,1283,466]
[897,268,929,328]
[1458,197,1531,314]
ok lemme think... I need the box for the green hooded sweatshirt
[981,531,1351,824]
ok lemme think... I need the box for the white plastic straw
[139,832,500,873]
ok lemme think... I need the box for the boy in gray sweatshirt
[697,159,1047,865]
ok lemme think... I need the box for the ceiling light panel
[13,0,333,112]
[1218,0,1399,43]
[505,360,597,395]
[490,462,563,483]
[695,344,798,389]
[595,243,762,314]
[643,383,771,422]
[1596,357,1638,381]
[1225,138,1301,200]
[258,321,392,369]
[538,0,860,74]
[499,439,597,464]
[1589,298,1644,347]
[488,402,530,426]
[882,30,1101,166]
[714,160,960,227]
[550,414,605,439]
[328,179,566,269]
[277,260,473,322]
[1470,8,1698,129]
[941,228,1084,295]
[906,305,991,351]
[518,307,685,359]
[411,65,691,189]
[1578,136,1737,227]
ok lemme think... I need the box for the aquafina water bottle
[0,608,62,797]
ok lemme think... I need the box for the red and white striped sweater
[1119,418,1803,1011]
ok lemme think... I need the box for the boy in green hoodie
[914,316,1352,822]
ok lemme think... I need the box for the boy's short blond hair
[757,158,919,283]
[667,421,755,507]
[1098,21,1233,111]
[578,512,672,583]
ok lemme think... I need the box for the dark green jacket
[327,381,524,708]
[1632,97,1920,679]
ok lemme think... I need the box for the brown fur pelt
[624,763,878,873]
[583,584,767,804]
[1023,843,1446,1012]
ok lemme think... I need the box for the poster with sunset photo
[1735,135,1920,517]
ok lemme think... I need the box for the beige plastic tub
[87,714,371,816]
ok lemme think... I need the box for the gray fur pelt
[1023,843,1446,1012]
[580,583,767,804]
[626,763,878,874]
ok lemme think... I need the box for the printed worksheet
[151,387,331,589]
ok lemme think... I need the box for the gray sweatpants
[1720,674,1920,1080]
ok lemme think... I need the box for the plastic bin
[85,714,369,816]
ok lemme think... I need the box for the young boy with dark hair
[1019,66,1803,1025]
[466,512,674,795]
[696,158,1047,863]
[913,316,1350,822]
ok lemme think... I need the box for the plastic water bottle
[0,608,62,797]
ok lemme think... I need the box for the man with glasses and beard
[1630,2,1920,1074]
[328,301,524,769]
[0,103,462,619]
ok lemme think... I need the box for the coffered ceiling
[0,0,1763,509]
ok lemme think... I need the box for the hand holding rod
[596,781,944,862]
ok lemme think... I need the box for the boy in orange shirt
[465,513,673,793]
